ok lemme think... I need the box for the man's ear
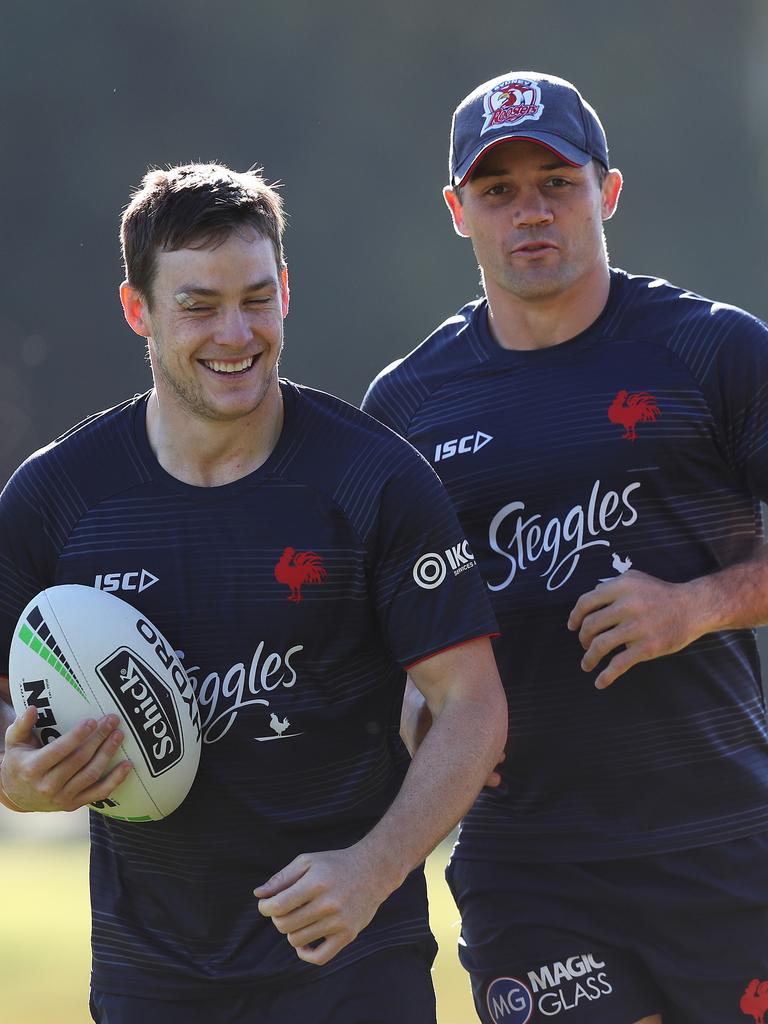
[119,281,152,338]
[601,169,623,222]
[443,185,471,238]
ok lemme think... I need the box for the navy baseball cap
[449,71,609,187]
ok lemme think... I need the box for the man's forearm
[685,546,768,636]
[254,640,506,966]
[399,677,433,757]
[357,689,506,897]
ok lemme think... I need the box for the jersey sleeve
[368,440,498,668]
[0,461,59,675]
[707,311,768,502]
[361,360,413,437]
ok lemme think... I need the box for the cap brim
[454,132,592,187]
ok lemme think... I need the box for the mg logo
[95,570,159,594]
[434,430,493,463]
[486,977,533,1024]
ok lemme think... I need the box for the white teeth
[203,357,254,373]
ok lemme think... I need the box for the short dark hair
[121,163,286,302]
[593,159,608,188]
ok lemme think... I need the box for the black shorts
[89,943,437,1024]
[446,832,768,1024]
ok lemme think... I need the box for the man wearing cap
[363,71,768,1024]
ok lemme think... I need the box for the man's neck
[145,386,285,488]
[486,263,611,351]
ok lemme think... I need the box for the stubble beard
[481,228,609,303]
[150,343,281,424]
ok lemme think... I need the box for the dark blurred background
[2,0,767,671]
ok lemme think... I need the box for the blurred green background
[3,2,768,1022]
[2,0,768,488]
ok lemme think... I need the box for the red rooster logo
[274,547,327,602]
[608,390,660,441]
[741,980,768,1023]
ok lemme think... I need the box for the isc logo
[95,570,159,594]
[434,431,493,463]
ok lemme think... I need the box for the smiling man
[363,72,768,1024]
[0,163,507,1023]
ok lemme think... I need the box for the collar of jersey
[131,380,299,495]
[471,268,626,362]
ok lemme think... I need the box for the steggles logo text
[487,479,641,592]
[180,641,304,744]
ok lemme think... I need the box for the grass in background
[1,842,91,1024]
[0,839,475,1024]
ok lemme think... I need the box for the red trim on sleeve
[403,632,500,671]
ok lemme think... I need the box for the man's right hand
[1,704,132,812]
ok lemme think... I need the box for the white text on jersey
[95,569,159,593]
[434,431,493,463]
[488,479,641,592]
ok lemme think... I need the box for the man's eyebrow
[471,160,574,181]
[174,279,278,305]
[175,288,216,304]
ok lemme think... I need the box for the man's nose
[214,308,252,346]
[512,188,554,228]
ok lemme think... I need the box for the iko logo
[413,540,476,589]
[486,977,533,1024]
[96,648,183,775]
[95,570,159,594]
[434,430,493,463]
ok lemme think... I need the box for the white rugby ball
[9,585,201,822]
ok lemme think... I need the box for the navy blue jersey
[0,380,497,997]
[363,269,768,863]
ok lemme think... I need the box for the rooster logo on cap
[482,78,544,134]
